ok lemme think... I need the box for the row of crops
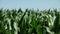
[0,8,60,34]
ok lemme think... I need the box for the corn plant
[0,8,60,34]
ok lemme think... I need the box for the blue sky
[0,0,60,9]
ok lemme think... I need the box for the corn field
[0,8,60,34]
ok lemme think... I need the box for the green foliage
[0,8,60,34]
